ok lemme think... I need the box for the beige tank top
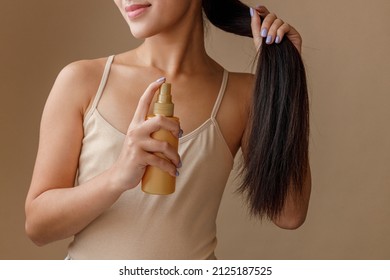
[68,55,234,259]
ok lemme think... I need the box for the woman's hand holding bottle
[109,78,181,194]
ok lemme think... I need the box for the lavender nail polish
[261,28,268,38]
[266,35,272,44]
[249,7,254,17]
[156,77,166,83]
[275,35,281,44]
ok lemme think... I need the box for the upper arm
[26,60,101,207]
[217,72,254,156]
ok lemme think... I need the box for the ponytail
[202,0,309,220]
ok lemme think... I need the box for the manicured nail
[249,7,254,17]
[266,35,272,44]
[275,35,281,44]
[156,77,166,83]
[261,28,268,37]
[178,128,184,138]
[178,160,182,168]
[175,170,180,177]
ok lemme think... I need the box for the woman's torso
[67,54,253,259]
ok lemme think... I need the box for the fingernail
[249,7,254,17]
[178,160,182,168]
[156,77,166,83]
[261,28,268,37]
[275,35,281,44]
[266,35,272,44]
[175,170,180,177]
[178,128,184,138]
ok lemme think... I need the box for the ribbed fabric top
[67,55,234,259]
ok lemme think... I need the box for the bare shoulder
[229,72,255,83]
[56,58,107,90]
[49,57,109,114]
[227,72,255,109]
[228,72,254,94]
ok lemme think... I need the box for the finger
[275,22,292,44]
[144,115,181,138]
[266,18,285,44]
[145,153,179,177]
[255,5,270,17]
[260,12,277,40]
[250,7,262,50]
[132,77,166,124]
[142,138,181,168]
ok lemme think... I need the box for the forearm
[272,165,311,229]
[25,168,123,246]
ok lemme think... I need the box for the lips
[125,3,151,19]
[125,4,151,12]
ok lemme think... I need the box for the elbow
[25,200,52,246]
[25,218,49,247]
[272,213,307,230]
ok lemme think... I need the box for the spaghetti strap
[84,55,115,122]
[211,69,229,119]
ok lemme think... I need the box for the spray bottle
[142,83,179,195]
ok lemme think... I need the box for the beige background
[1,0,389,259]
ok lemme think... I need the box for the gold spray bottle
[142,83,179,195]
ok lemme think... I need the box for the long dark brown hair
[202,0,309,220]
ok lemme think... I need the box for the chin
[128,23,159,39]
[129,28,152,39]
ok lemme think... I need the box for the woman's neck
[134,12,213,77]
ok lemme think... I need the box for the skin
[25,0,311,246]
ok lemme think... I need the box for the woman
[25,0,311,259]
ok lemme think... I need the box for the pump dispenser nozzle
[153,83,174,117]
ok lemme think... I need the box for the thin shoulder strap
[84,55,115,122]
[90,55,115,110]
[211,69,229,119]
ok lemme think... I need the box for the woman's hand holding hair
[110,78,181,193]
[202,0,310,223]
[250,5,302,53]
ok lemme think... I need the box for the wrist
[106,164,139,195]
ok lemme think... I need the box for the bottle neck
[153,83,174,117]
